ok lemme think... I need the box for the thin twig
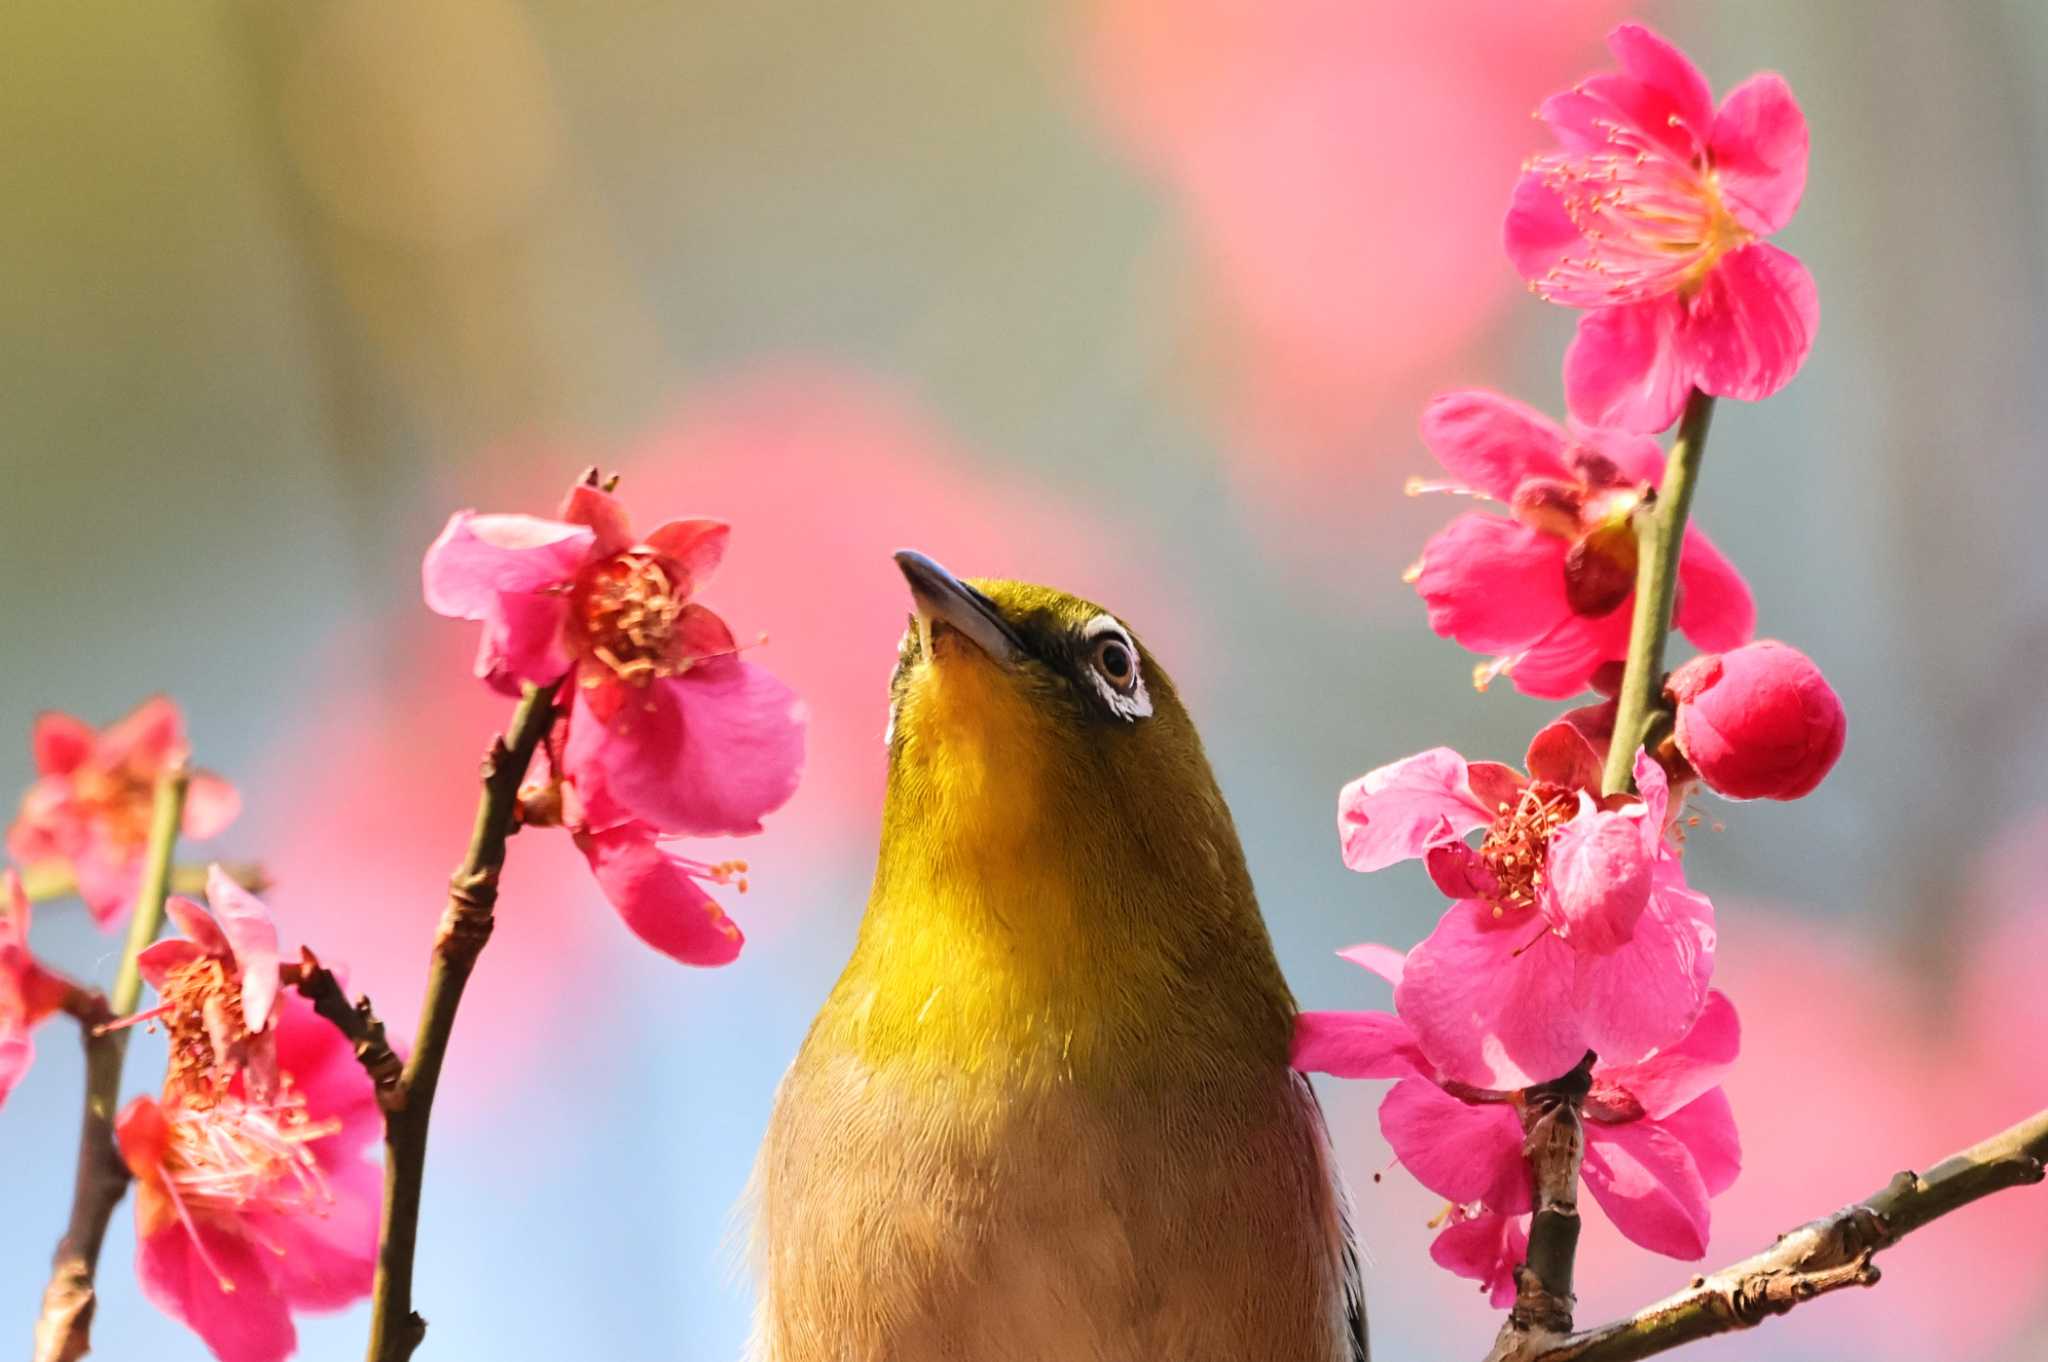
[20,859,269,907]
[365,681,560,1362]
[1487,1105,2048,1362]
[1601,390,1716,796]
[34,764,189,1362]
[287,947,404,1109]
[1490,1055,1595,1354]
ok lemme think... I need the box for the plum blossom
[1337,720,1714,1089]
[1296,944,1742,1280]
[1506,23,1817,432]
[125,865,285,1103]
[117,988,380,1362]
[8,698,240,927]
[1668,641,1846,801]
[1410,389,1752,698]
[422,476,806,839]
[1,869,72,1109]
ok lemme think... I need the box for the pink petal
[1542,799,1654,954]
[1508,610,1633,701]
[1573,859,1715,1066]
[163,894,229,957]
[474,588,576,695]
[1597,991,1741,1121]
[136,938,207,993]
[205,866,280,1033]
[1658,1087,1742,1196]
[249,1155,379,1310]
[1431,1212,1528,1310]
[99,697,186,772]
[1684,242,1819,405]
[566,660,806,839]
[574,824,745,967]
[271,992,382,1162]
[1632,748,1671,834]
[134,1214,298,1362]
[1673,527,1756,653]
[1566,422,1668,489]
[1418,390,1572,499]
[1603,24,1715,154]
[1291,1011,1426,1080]
[1336,941,1407,988]
[1396,902,1587,1090]
[1426,843,1500,901]
[1503,170,1587,291]
[419,511,593,620]
[32,712,95,776]
[72,846,141,931]
[1380,1076,1531,1212]
[1564,296,1692,433]
[1524,705,1610,790]
[1415,515,1571,655]
[1336,747,1491,874]
[181,772,241,841]
[644,518,731,589]
[557,483,634,555]
[1582,1116,1713,1259]
[1710,73,1808,235]
[0,1032,31,1110]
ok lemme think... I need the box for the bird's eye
[1091,636,1136,691]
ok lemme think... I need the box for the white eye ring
[1080,614,1152,721]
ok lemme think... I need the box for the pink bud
[1668,641,1846,801]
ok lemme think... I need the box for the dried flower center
[1527,110,1753,307]
[159,956,255,1105]
[1478,781,1575,914]
[575,553,689,687]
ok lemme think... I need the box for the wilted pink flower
[1411,389,1752,697]
[1,869,72,1109]
[117,988,380,1362]
[1668,641,1846,801]
[1506,23,1817,432]
[1432,1207,1529,1308]
[8,698,240,927]
[127,865,284,1104]
[422,478,806,839]
[1338,726,1715,1088]
[1297,944,1742,1275]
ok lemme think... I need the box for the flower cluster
[113,870,380,1362]
[1306,23,1845,1307]
[423,473,807,965]
[8,698,240,927]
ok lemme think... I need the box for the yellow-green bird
[751,552,1365,1362]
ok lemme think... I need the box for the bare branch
[1487,1106,2048,1362]
[287,948,404,1109]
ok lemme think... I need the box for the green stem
[366,681,560,1362]
[34,764,189,1362]
[1600,391,1716,796]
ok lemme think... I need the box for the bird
[749,551,1366,1362]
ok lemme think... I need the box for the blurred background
[3,1,2045,1358]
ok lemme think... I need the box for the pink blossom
[8,698,240,927]
[1432,1208,1528,1309]
[1,869,72,1109]
[117,988,380,1362]
[422,478,806,839]
[1337,729,1715,1088]
[1411,389,1753,698]
[568,816,749,969]
[1506,23,1817,432]
[1668,640,1846,801]
[129,865,285,1104]
[1297,960,1743,1276]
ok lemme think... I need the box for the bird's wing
[1294,1071,1370,1362]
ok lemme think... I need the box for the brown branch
[365,680,560,1362]
[1487,1054,1595,1357]
[34,765,189,1362]
[287,947,404,1108]
[1487,1105,2048,1362]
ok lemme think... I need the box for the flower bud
[1667,641,1845,800]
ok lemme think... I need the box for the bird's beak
[894,550,1025,667]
